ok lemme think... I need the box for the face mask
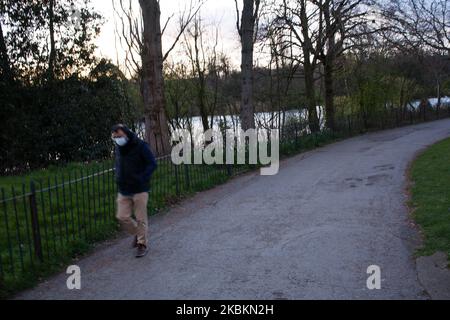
[113,136,129,147]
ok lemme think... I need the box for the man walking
[111,124,157,258]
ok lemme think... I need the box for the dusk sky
[93,0,243,71]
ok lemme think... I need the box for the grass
[0,161,114,194]
[409,137,450,262]
[0,160,118,298]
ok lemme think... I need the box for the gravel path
[15,119,450,300]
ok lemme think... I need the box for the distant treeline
[0,1,142,174]
[1,0,450,174]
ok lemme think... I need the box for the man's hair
[111,124,128,133]
[111,124,136,141]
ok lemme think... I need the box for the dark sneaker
[135,244,148,258]
[131,236,138,248]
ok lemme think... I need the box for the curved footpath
[15,119,450,300]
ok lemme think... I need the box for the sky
[92,0,242,72]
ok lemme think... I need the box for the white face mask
[113,136,129,147]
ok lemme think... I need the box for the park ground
[14,119,450,300]
[408,137,450,299]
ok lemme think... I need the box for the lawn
[410,137,450,261]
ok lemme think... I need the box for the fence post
[174,164,180,196]
[226,164,232,177]
[347,115,351,135]
[29,181,43,263]
[184,163,190,190]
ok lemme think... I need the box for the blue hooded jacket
[113,126,157,195]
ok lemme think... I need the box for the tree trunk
[322,0,335,132]
[304,61,320,133]
[437,83,441,106]
[193,23,210,132]
[197,71,209,132]
[239,0,256,130]
[48,0,56,81]
[324,58,335,131]
[139,0,171,156]
[300,2,320,133]
[0,22,13,83]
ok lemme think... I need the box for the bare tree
[113,0,203,155]
[313,0,372,131]
[268,0,375,131]
[378,0,450,109]
[47,0,56,82]
[272,0,322,132]
[138,0,172,155]
[235,0,261,130]
[261,22,300,132]
[183,17,228,133]
[183,17,209,132]
[379,0,450,55]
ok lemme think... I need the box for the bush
[0,60,142,174]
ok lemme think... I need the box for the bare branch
[162,0,205,62]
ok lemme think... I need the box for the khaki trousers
[116,192,149,246]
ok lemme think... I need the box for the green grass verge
[410,137,450,261]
